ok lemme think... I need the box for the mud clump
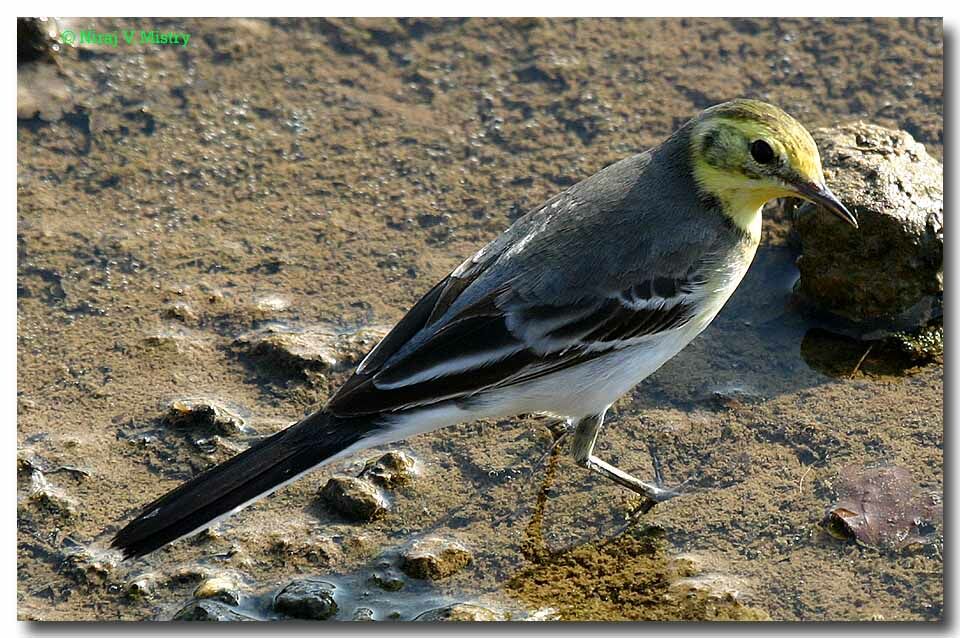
[235,323,388,375]
[791,123,942,356]
[319,476,387,522]
[173,600,257,621]
[361,450,417,488]
[19,471,78,522]
[273,578,338,620]
[414,603,504,621]
[400,537,473,580]
[193,575,244,606]
[59,548,116,586]
[124,573,160,601]
[163,398,248,436]
[369,568,405,592]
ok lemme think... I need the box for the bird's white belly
[489,321,706,419]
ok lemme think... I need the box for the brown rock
[164,397,248,436]
[361,450,417,488]
[320,476,387,522]
[274,579,338,620]
[791,122,942,335]
[173,600,256,621]
[193,575,243,606]
[235,323,388,373]
[414,603,503,621]
[400,537,473,580]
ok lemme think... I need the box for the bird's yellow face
[688,99,857,237]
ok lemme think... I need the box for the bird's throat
[692,165,772,241]
[717,191,765,241]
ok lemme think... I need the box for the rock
[169,565,215,586]
[369,569,405,592]
[124,573,159,600]
[273,578,338,620]
[253,295,289,314]
[17,448,41,479]
[352,607,376,621]
[173,600,256,621]
[888,322,943,362]
[235,322,387,374]
[20,471,77,520]
[524,607,562,621]
[193,575,243,606]
[400,537,473,580]
[163,397,248,436]
[414,603,503,621]
[821,464,941,551]
[162,301,199,324]
[705,384,760,410]
[320,476,387,522]
[142,329,210,354]
[17,397,37,414]
[791,123,942,337]
[361,451,417,488]
[60,548,115,585]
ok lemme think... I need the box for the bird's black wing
[326,268,708,417]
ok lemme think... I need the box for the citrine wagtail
[112,99,857,559]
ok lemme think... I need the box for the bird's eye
[750,139,776,164]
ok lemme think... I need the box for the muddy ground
[17,18,942,621]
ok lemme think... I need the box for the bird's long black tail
[111,410,382,559]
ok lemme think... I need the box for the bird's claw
[650,473,697,502]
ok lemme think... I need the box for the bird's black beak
[795,182,859,229]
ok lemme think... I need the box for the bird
[111,99,858,559]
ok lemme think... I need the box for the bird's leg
[571,412,682,504]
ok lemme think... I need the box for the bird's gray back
[448,128,745,311]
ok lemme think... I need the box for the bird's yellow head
[688,99,857,236]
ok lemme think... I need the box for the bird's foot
[644,441,696,501]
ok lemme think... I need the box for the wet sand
[17,18,942,621]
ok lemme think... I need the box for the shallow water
[17,17,942,621]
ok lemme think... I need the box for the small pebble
[22,472,77,520]
[320,476,387,522]
[414,603,502,621]
[400,537,473,580]
[353,607,376,621]
[361,450,417,488]
[162,301,198,323]
[193,575,242,606]
[274,578,338,620]
[235,323,388,373]
[164,398,248,436]
[124,573,159,600]
[173,600,256,621]
[370,569,405,592]
[60,547,115,585]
